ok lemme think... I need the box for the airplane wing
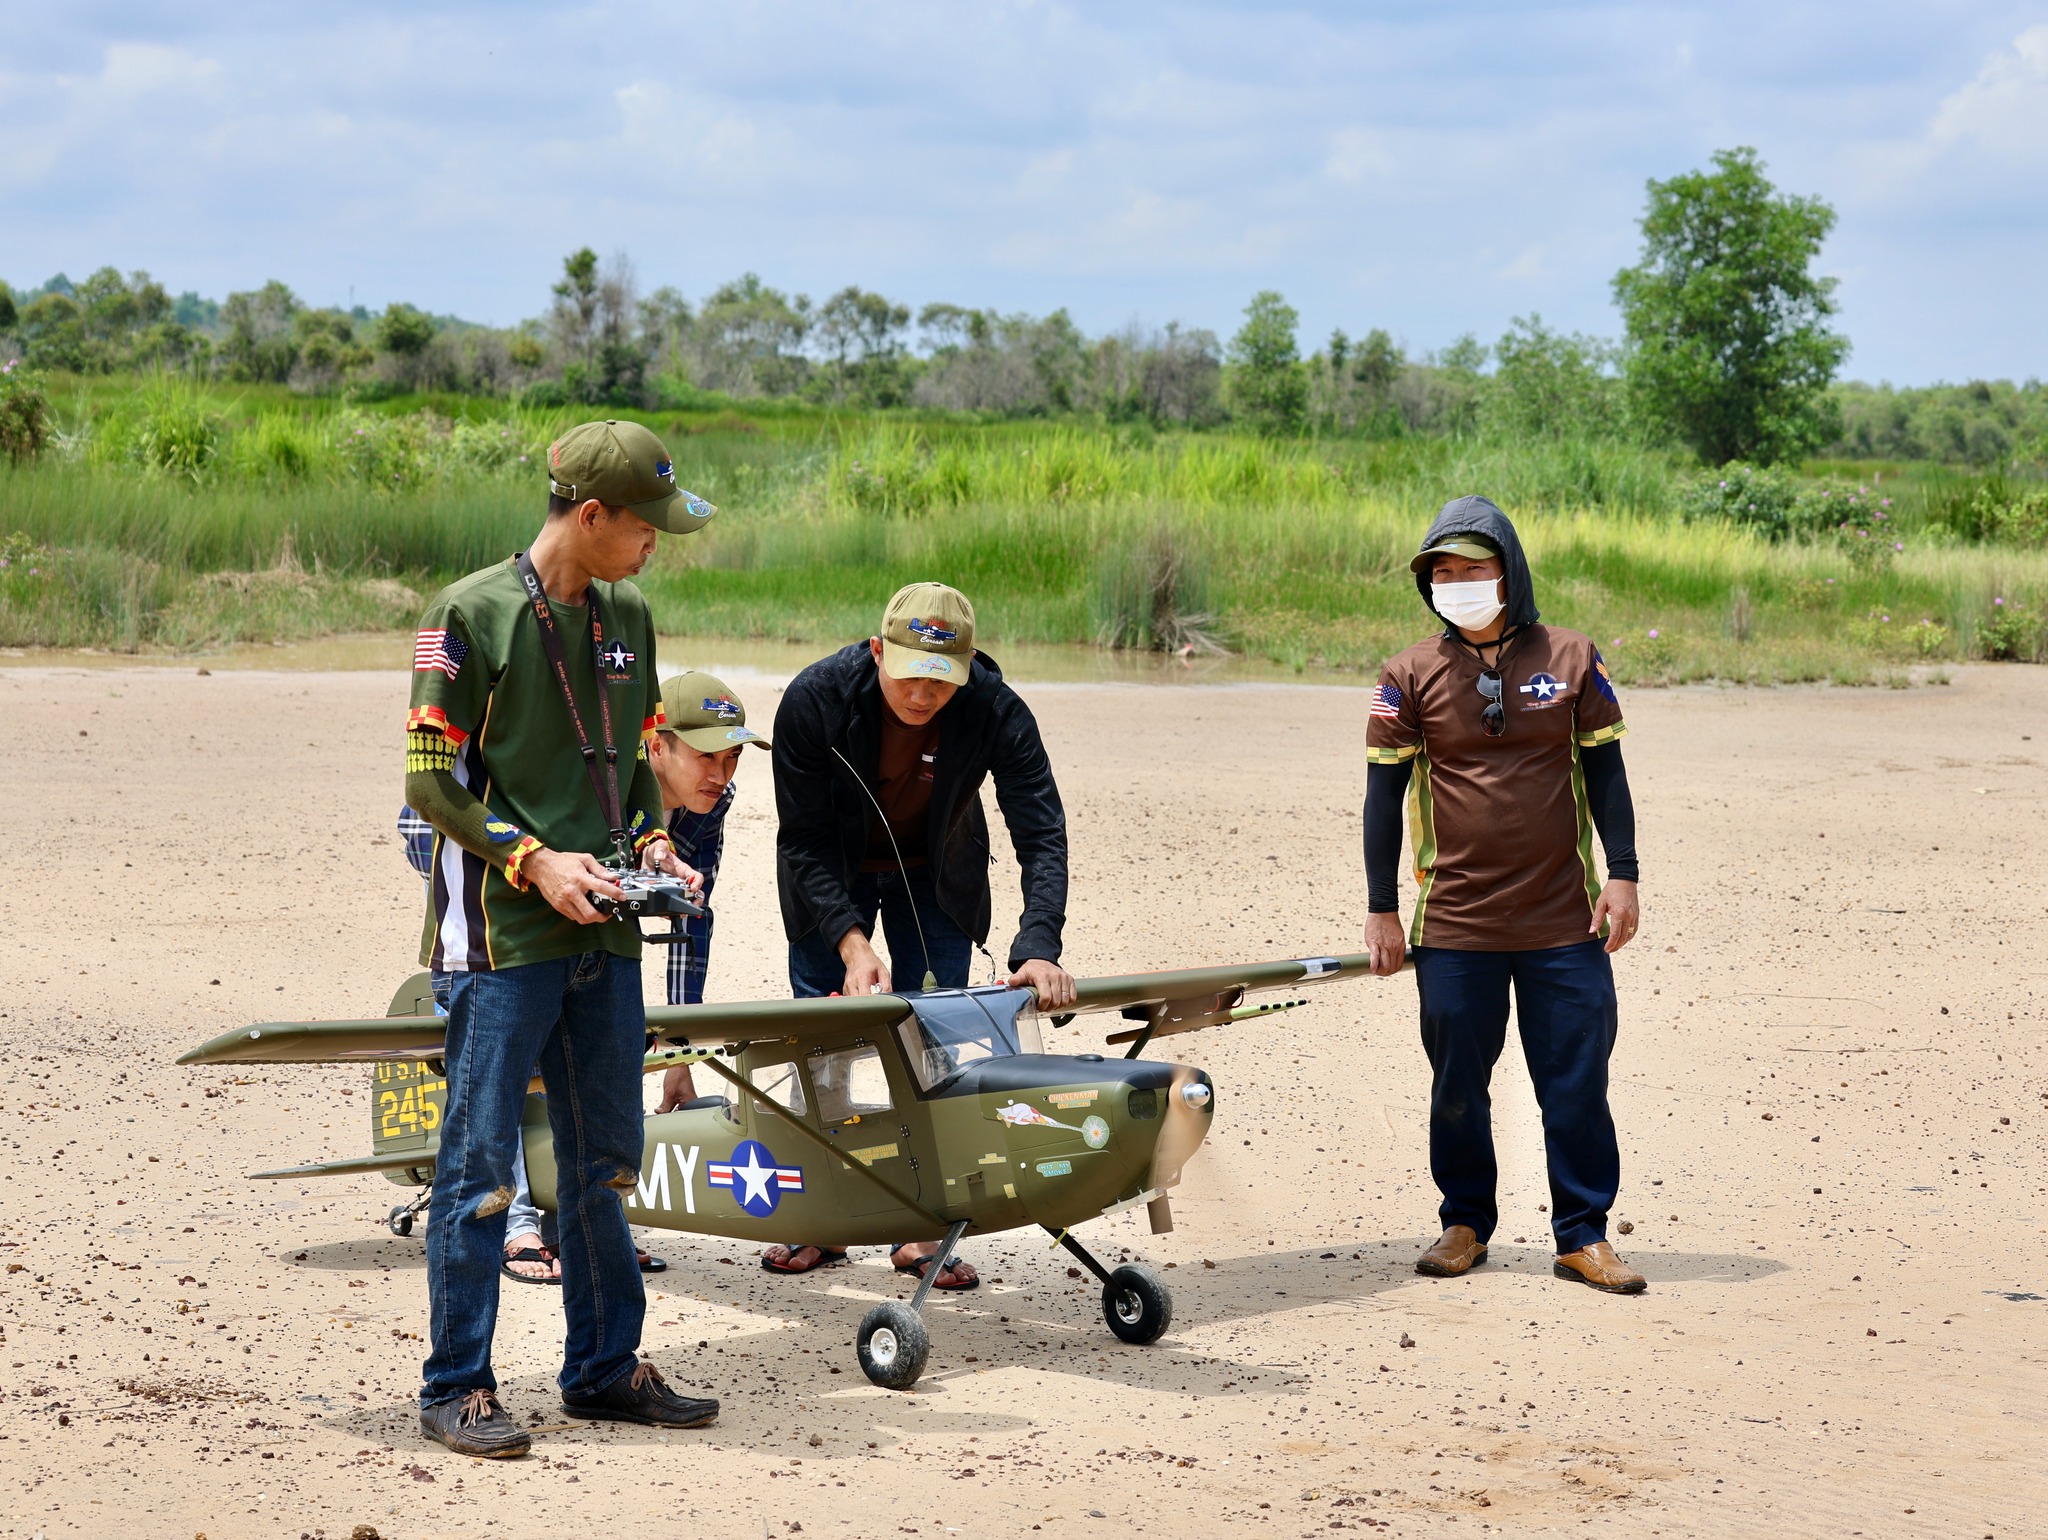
[1057,952,1383,1047]
[175,976,919,1068]
[176,953,1383,1068]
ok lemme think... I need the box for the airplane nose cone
[1153,1066,1214,1189]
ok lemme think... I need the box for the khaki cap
[1408,535,1500,575]
[658,670,770,753]
[548,419,718,535]
[878,581,975,683]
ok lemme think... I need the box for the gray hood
[1412,494,1540,633]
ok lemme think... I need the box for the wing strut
[690,1056,951,1231]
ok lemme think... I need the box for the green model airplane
[177,953,1375,1389]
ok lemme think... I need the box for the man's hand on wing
[527,848,618,925]
[1592,879,1640,954]
[1008,958,1077,1011]
[1364,911,1406,977]
[837,927,892,995]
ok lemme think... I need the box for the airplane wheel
[387,1206,416,1238]
[856,1302,930,1391]
[1102,1264,1172,1345]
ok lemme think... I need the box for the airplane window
[749,1061,807,1117]
[810,1045,893,1124]
[895,988,1043,1092]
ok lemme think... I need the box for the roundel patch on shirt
[1517,671,1570,708]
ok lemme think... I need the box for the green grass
[2,378,2044,675]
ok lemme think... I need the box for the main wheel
[856,1302,931,1390]
[1102,1263,1172,1345]
[387,1205,416,1238]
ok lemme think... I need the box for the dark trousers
[788,866,973,998]
[1412,939,1620,1256]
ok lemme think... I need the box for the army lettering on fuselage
[623,1142,701,1217]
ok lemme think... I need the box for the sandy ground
[1,658,2044,1540]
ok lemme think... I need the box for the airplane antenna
[830,745,939,992]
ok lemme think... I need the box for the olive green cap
[1408,535,1499,574]
[878,581,975,683]
[547,419,718,535]
[657,670,770,753]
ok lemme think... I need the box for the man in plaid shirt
[397,669,770,1268]
[644,670,771,1108]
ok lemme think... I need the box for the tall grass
[2,379,2043,673]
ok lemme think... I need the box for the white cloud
[1928,24,2048,154]
[0,2,2043,379]
[1325,127,1394,184]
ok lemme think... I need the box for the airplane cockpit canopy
[896,986,1042,1092]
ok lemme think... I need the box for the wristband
[503,836,544,891]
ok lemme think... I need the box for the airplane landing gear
[855,1219,968,1390]
[856,1302,930,1390]
[1048,1225,1175,1346]
[1102,1263,1172,1344]
[387,1189,430,1237]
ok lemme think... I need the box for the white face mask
[1431,577,1505,630]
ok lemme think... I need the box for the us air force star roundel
[1519,672,1564,701]
[708,1139,804,1217]
[602,639,635,673]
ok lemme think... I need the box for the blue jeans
[1412,939,1620,1256]
[789,867,973,998]
[430,971,545,1249]
[421,952,647,1408]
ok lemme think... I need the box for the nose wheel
[1049,1226,1175,1347]
[1102,1262,1173,1344]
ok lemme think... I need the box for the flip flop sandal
[501,1246,561,1286]
[891,1248,979,1291]
[638,1252,669,1275]
[760,1245,849,1275]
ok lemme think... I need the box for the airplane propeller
[1151,1061,1215,1192]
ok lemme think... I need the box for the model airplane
[177,953,1375,1389]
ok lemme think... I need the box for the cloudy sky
[4,2,2044,383]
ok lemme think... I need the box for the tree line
[3,148,2042,469]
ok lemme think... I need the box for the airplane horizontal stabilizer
[251,1148,438,1180]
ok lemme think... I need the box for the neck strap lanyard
[515,550,628,864]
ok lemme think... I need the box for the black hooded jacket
[1413,494,1541,635]
[772,642,1069,971]
[1365,495,1638,916]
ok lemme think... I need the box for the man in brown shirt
[1363,495,1646,1293]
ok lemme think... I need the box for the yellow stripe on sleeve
[1574,722,1628,748]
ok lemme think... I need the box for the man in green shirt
[404,420,722,1457]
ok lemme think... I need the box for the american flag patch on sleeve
[1369,681,1404,720]
[413,629,470,679]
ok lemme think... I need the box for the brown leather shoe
[1553,1240,1646,1294]
[1415,1225,1487,1277]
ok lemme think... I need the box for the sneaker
[561,1361,718,1428]
[420,1389,531,1459]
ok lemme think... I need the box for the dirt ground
[1,658,2043,1540]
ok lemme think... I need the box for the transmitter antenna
[831,745,939,992]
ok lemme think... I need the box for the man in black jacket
[765,581,1073,1287]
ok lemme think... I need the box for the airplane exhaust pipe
[1147,1193,1174,1234]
